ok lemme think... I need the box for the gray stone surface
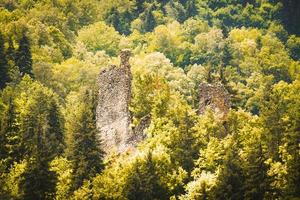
[96,50,133,154]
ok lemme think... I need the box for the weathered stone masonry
[96,50,231,154]
[198,82,231,118]
[96,50,133,154]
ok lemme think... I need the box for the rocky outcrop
[96,50,133,154]
[198,83,231,117]
[131,114,151,143]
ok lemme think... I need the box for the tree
[191,28,225,67]
[185,0,198,18]
[106,7,133,35]
[6,36,15,62]
[143,6,156,33]
[279,0,300,35]
[0,97,17,167]
[14,76,64,199]
[50,157,73,200]
[50,52,110,98]
[15,32,33,77]
[105,7,122,33]
[165,0,186,23]
[286,35,300,60]
[180,171,216,200]
[92,146,187,200]
[146,22,189,67]
[259,81,300,198]
[2,160,28,199]
[64,89,104,190]
[127,152,168,200]
[135,0,146,13]
[77,21,121,56]
[212,139,245,200]
[243,140,269,200]
[0,33,9,89]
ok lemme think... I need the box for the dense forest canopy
[0,0,300,199]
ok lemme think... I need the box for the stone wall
[96,50,133,154]
[198,83,231,117]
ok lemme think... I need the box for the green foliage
[0,33,9,89]
[142,5,156,33]
[261,80,300,197]
[180,171,216,200]
[73,180,92,200]
[191,28,225,67]
[146,22,189,67]
[49,51,110,98]
[105,7,133,35]
[165,0,186,23]
[64,90,104,190]
[0,76,65,199]
[15,76,64,160]
[3,160,28,199]
[0,87,18,167]
[91,148,187,200]
[50,156,73,200]
[287,35,300,61]
[210,135,245,200]
[77,21,121,56]
[125,152,169,200]
[0,0,300,199]
[15,32,33,77]
[14,77,64,199]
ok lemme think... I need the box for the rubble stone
[198,83,231,117]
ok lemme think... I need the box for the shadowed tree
[0,33,9,89]
[15,32,33,77]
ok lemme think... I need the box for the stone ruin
[96,50,149,154]
[96,50,134,154]
[96,50,231,154]
[198,82,231,118]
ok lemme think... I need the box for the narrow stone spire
[96,50,133,154]
[120,49,132,67]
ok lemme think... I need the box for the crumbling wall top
[120,49,132,67]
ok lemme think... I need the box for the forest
[0,0,299,199]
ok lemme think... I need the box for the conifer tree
[64,90,104,190]
[6,37,15,62]
[0,98,7,161]
[135,0,145,13]
[143,6,156,33]
[243,142,269,200]
[127,152,168,200]
[14,77,64,199]
[0,96,17,166]
[0,33,9,89]
[185,0,198,17]
[106,8,121,32]
[106,8,132,35]
[278,81,300,197]
[15,32,33,77]
[212,140,245,200]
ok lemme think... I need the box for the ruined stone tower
[96,50,133,154]
[198,83,231,117]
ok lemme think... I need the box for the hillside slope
[0,0,299,199]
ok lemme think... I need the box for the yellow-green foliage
[0,0,300,199]
[4,160,27,199]
[77,21,121,56]
[50,157,73,200]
